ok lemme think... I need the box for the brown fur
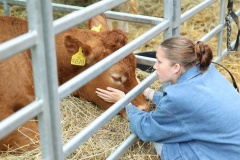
[0,15,148,152]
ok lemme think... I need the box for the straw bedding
[0,0,239,159]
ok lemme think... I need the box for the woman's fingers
[96,87,125,103]
[96,89,110,98]
[106,87,125,99]
[96,90,112,102]
[96,88,114,102]
[96,88,111,94]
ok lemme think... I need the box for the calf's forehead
[110,57,136,74]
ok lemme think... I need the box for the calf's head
[63,29,149,117]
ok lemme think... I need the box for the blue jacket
[126,64,240,160]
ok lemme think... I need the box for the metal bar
[217,0,226,57]
[172,0,181,35]
[26,0,55,159]
[2,0,162,25]
[205,8,240,58]
[63,71,158,158]
[200,8,240,43]
[51,2,85,12]
[2,0,11,15]
[53,0,127,35]
[163,0,173,39]
[58,20,169,100]
[199,24,225,42]
[162,0,173,89]
[135,55,156,66]
[214,40,237,63]
[106,134,138,160]
[39,0,64,159]
[0,100,43,139]
[0,32,37,62]
[104,11,163,25]
[180,0,217,24]
[1,0,25,6]
[52,3,162,25]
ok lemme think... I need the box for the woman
[96,36,240,159]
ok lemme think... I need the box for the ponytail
[194,41,213,72]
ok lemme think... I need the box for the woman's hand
[136,76,155,100]
[96,87,125,103]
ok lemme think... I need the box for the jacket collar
[176,65,202,84]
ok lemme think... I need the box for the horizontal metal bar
[3,0,163,26]
[0,31,37,62]
[200,8,240,43]
[106,134,138,160]
[58,20,169,100]
[0,99,43,139]
[0,0,26,6]
[52,3,163,25]
[52,2,84,12]
[135,55,156,66]
[53,0,127,34]
[104,11,163,25]
[199,24,224,42]
[180,0,217,24]
[63,71,158,158]
[213,40,238,63]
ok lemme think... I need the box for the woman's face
[153,46,181,84]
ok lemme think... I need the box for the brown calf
[0,15,148,152]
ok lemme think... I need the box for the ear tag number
[71,47,86,66]
[91,24,102,32]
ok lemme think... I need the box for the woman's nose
[153,62,157,70]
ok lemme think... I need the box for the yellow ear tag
[91,24,102,32]
[71,47,86,66]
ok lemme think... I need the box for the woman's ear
[173,63,182,74]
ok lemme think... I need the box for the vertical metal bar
[26,0,55,159]
[217,0,226,57]
[172,0,181,35]
[163,0,173,39]
[39,0,64,159]
[3,0,11,15]
[163,0,173,89]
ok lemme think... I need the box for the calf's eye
[111,74,122,82]
[111,73,127,83]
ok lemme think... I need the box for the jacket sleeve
[152,91,164,104]
[126,93,190,143]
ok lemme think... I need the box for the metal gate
[0,0,239,159]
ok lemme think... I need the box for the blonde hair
[160,36,213,72]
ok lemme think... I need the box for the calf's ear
[64,35,92,57]
[88,14,109,32]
